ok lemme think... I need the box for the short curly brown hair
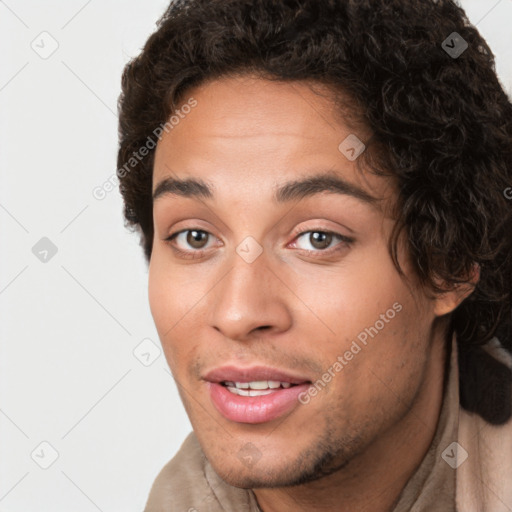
[117,0,512,423]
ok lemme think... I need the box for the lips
[204,365,312,424]
[203,365,311,385]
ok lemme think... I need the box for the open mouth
[221,380,298,396]
[205,365,312,423]
[209,379,311,423]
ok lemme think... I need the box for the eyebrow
[152,170,379,206]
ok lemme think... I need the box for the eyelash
[164,228,354,260]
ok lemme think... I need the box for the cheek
[288,241,432,386]
[148,252,208,371]
[147,256,168,329]
[293,244,410,334]
[148,255,184,362]
[148,251,193,327]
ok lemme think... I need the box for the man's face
[149,75,439,487]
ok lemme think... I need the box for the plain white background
[1,1,511,510]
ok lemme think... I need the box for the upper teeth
[224,380,292,389]
[223,380,294,397]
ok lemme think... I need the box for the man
[116,0,512,510]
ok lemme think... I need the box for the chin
[206,442,345,489]
[212,462,301,489]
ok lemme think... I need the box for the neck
[252,330,449,512]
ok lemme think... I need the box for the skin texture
[148,75,474,512]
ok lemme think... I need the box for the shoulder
[457,336,512,511]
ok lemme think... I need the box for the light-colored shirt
[143,333,512,511]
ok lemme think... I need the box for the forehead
[152,75,393,207]
[157,74,363,145]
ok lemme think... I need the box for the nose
[208,246,293,341]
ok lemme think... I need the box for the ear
[433,263,480,317]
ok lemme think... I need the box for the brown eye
[165,229,213,252]
[309,231,332,250]
[185,230,209,249]
[292,229,354,255]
